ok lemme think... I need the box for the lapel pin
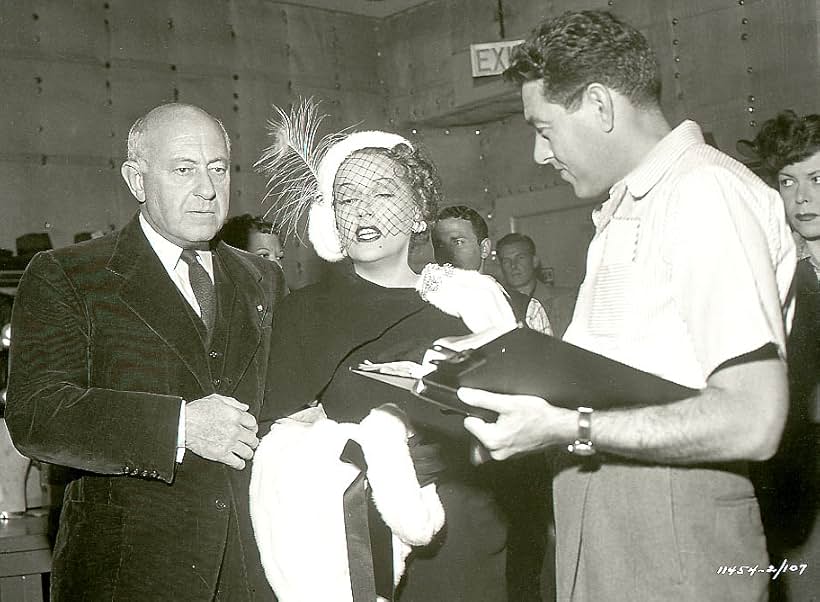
[256,304,264,312]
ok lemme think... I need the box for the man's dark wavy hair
[752,110,820,176]
[435,205,488,241]
[219,214,273,251]
[497,232,536,256]
[504,10,661,110]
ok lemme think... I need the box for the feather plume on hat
[257,98,413,262]
[255,98,347,251]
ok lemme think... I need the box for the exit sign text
[470,40,524,78]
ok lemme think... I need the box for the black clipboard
[416,326,697,417]
[352,326,698,435]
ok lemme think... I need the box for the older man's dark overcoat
[6,215,278,601]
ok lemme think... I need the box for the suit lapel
[107,217,214,395]
[212,243,266,396]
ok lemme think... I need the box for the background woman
[752,110,820,601]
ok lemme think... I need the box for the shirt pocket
[588,218,641,337]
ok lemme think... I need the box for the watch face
[568,441,595,456]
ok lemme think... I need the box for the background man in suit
[432,204,554,600]
[497,232,576,338]
[6,103,279,601]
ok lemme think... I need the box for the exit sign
[470,40,524,78]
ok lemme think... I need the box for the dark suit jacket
[6,215,279,601]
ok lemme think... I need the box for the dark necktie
[180,249,215,332]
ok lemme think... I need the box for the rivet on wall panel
[32,13,39,20]
[233,74,239,81]
[671,18,678,26]
[444,129,450,135]
[749,120,757,127]
[474,129,481,135]
[411,129,417,135]
[742,18,749,25]
[235,165,241,173]
[748,95,755,102]
[170,64,177,71]
[484,188,489,193]
[40,155,47,166]
[740,33,749,41]
[103,2,110,9]
[105,61,111,69]
[233,92,239,99]
[746,66,753,73]
[747,106,755,113]
[167,18,174,31]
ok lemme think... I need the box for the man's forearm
[591,357,788,464]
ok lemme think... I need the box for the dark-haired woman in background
[219,213,288,304]
[752,110,819,601]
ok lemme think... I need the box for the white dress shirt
[139,213,216,462]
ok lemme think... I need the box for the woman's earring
[411,219,427,234]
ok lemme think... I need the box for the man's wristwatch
[567,406,595,456]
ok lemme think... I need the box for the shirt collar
[138,213,212,273]
[619,120,705,200]
[794,233,820,280]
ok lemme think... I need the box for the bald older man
[6,104,279,600]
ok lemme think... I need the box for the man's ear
[479,238,492,260]
[584,83,615,133]
[121,161,146,203]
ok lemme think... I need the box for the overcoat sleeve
[5,252,180,482]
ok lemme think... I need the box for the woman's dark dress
[262,266,508,601]
[753,257,820,601]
